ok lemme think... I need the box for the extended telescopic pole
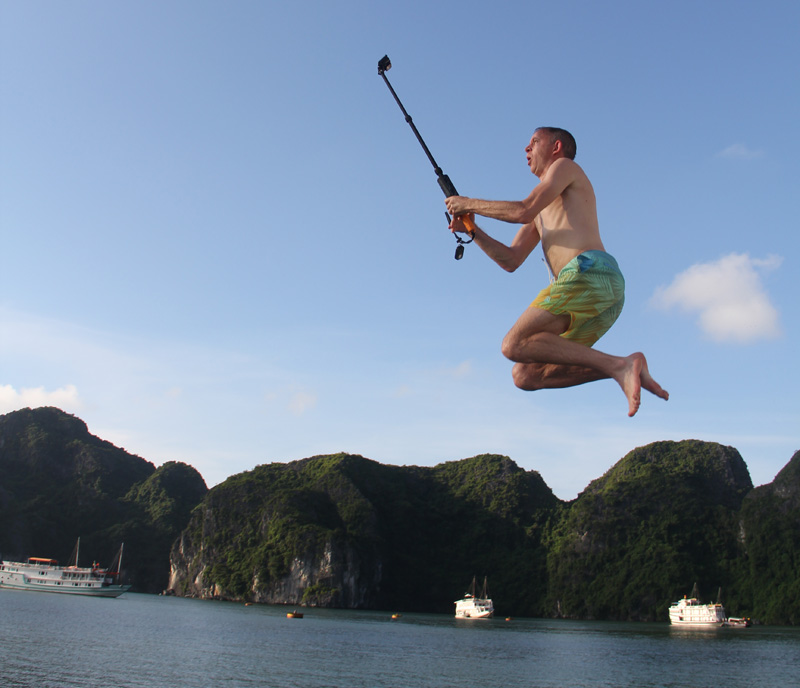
[377,55,474,260]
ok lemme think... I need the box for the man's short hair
[537,127,577,160]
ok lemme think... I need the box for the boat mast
[68,537,81,568]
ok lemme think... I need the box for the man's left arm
[450,213,540,272]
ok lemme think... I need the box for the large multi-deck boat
[0,539,130,598]
[454,576,494,619]
[668,595,726,626]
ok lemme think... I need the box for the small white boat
[455,576,494,619]
[0,538,130,598]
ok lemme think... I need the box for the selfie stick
[377,55,474,260]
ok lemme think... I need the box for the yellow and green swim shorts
[531,250,625,347]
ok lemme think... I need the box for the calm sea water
[0,590,797,688]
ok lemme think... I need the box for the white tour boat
[668,595,726,626]
[0,538,130,598]
[455,576,494,619]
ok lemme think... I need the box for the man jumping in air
[446,127,668,416]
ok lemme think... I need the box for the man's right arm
[446,158,578,224]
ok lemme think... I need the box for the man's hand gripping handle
[438,174,477,235]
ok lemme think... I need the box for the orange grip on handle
[461,213,477,235]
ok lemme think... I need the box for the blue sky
[2,1,798,499]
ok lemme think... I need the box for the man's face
[525,130,553,177]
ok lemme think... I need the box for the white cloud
[449,360,473,379]
[264,384,319,416]
[392,384,412,398]
[0,383,82,414]
[650,253,782,343]
[164,387,183,399]
[288,389,317,416]
[716,144,764,160]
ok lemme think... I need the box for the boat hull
[0,576,130,597]
[669,619,725,627]
[454,609,493,619]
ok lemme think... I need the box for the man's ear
[551,138,563,155]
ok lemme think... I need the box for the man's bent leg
[502,306,667,416]
[502,308,606,390]
[508,330,644,416]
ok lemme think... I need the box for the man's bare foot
[615,354,643,417]
[633,352,669,401]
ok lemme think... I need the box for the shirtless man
[445,127,668,416]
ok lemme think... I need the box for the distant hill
[738,451,800,623]
[169,453,557,614]
[545,440,753,620]
[0,407,208,592]
[1,407,798,624]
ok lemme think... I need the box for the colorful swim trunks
[531,250,625,347]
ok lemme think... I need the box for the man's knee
[502,330,550,362]
[501,331,527,361]
[501,333,514,361]
[512,363,545,391]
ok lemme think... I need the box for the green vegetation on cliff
[172,452,556,614]
[738,452,800,624]
[545,441,752,620]
[181,454,382,600]
[173,441,799,623]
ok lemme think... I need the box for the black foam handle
[437,174,458,198]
